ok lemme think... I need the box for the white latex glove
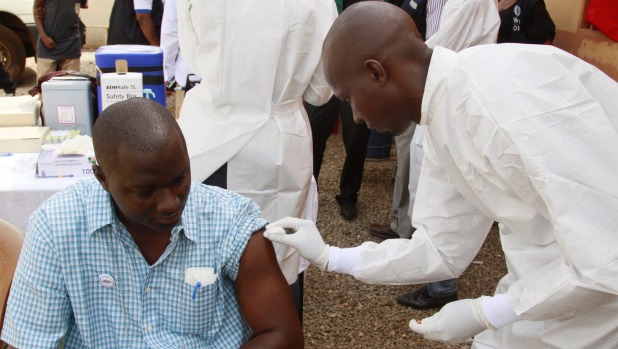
[409,297,495,344]
[264,217,331,270]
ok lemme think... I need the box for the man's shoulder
[35,178,104,220]
[43,178,99,204]
[185,182,266,231]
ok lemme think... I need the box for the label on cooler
[100,72,143,111]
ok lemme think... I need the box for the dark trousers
[305,96,370,202]
[0,61,16,94]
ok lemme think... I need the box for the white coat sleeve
[425,0,500,52]
[177,0,201,80]
[352,146,494,285]
[161,0,178,82]
[301,1,338,106]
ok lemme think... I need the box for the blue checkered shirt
[1,178,268,348]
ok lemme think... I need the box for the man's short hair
[92,98,185,174]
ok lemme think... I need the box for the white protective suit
[161,0,196,88]
[350,44,618,348]
[177,0,337,283]
[408,0,501,216]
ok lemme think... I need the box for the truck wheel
[0,25,27,81]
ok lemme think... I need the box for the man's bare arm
[33,0,55,49]
[235,229,304,349]
[135,12,160,46]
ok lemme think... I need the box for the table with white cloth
[0,153,85,233]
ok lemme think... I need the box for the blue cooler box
[95,45,166,114]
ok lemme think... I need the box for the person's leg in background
[395,126,458,309]
[305,96,340,181]
[369,122,416,239]
[59,57,81,72]
[289,272,305,324]
[0,61,16,96]
[336,100,370,220]
[36,57,59,80]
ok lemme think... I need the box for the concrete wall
[546,0,618,81]
[80,0,113,48]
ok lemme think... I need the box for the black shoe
[396,286,457,309]
[335,195,357,220]
[369,223,399,239]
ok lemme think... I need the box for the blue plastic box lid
[95,45,163,69]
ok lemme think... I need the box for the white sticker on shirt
[99,274,116,288]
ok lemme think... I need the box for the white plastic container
[41,77,94,136]
[0,95,41,127]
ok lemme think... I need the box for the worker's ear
[92,164,110,192]
[363,59,387,86]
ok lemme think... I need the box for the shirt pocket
[171,280,222,335]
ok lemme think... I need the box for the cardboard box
[36,148,95,178]
[0,95,40,127]
[0,126,50,153]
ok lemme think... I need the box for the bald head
[93,98,186,174]
[322,1,432,132]
[324,1,425,79]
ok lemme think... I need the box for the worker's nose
[158,187,181,213]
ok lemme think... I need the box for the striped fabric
[2,178,267,349]
[426,0,450,39]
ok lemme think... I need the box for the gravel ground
[12,51,508,349]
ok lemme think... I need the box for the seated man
[1,98,303,348]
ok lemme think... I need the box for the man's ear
[364,59,387,86]
[92,164,110,192]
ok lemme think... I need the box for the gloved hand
[409,297,495,344]
[264,217,331,270]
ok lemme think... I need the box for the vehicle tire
[0,25,27,81]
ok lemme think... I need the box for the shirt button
[147,325,153,332]
[145,287,151,293]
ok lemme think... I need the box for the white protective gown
[408,0,501,213]
[177,0,337,283]
[161,0,196,87]
[352,45,618,348]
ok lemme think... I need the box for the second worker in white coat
[177,0,338,310]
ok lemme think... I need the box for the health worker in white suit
[161,0,198,89]
[176,0,337,289]
[265,2,618,348]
